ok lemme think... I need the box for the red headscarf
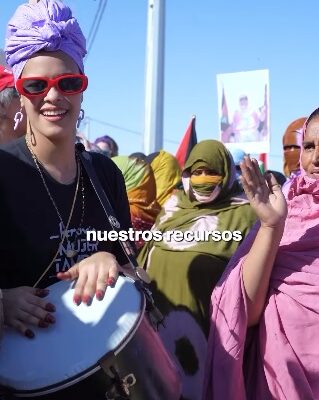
[0,65,14,92]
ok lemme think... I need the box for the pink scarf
[203,172,319,399]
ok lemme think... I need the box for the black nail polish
[44,314,55,324]
[38,320,49,328]
[35,289,49,298]
[25,329,35,339]
[45,303,56,312]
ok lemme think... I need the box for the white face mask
[191,185,221,203]
[182,175,222,204]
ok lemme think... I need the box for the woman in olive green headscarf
[138,140,256,400]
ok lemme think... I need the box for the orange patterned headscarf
[112,156,161,248]
[282,117,306,177]
[147,150,181,206]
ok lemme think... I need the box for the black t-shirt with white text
[0,137,132,289]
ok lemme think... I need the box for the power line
[87,0,103,44]
[84,117,141,136]
[83,117,179,145]
[85,0,108,60]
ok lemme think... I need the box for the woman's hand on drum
[2,287,56,339]
[57,252,119,306]
[240,156,288,228]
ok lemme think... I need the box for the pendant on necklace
[66,242,78,258]
[66,249,78,258]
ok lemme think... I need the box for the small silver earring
[14,108,24,131]
[77,109,85,129]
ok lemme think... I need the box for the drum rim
[8,281,146,397]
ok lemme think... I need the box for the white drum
[0,276,181,399]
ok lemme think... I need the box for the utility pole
[143,0,165,154]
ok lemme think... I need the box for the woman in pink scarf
[203,107,319,400]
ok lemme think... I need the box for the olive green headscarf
[138,139,254,260]
[181,139,241,209]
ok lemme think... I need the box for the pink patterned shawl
[203,170,319,399]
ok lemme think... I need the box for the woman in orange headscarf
[282,117,307,177]
[282,117,306,195]
[112,156,161,250]
[145,150,181,206]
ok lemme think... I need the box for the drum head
[0,275,144,395]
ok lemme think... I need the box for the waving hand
[240,157,287,228]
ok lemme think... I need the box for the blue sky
[1,1,318,173]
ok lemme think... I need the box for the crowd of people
[0,1,318,400]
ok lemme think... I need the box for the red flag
[220,87,230,131]
[176,115,197,169]
[259,153,267,170]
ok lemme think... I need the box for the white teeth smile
[42,110,67,116]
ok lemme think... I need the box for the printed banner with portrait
[217,69,270,154]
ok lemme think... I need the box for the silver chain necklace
[26,136,85,259]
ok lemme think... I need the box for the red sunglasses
[16,74,88,98]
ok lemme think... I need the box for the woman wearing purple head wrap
[0,0,133,386]
[0,2,184,400]
[94,135,119,157]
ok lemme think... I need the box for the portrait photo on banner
[216,69,270,155]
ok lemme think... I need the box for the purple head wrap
[94,135,119,157]
[5,0,86,81]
